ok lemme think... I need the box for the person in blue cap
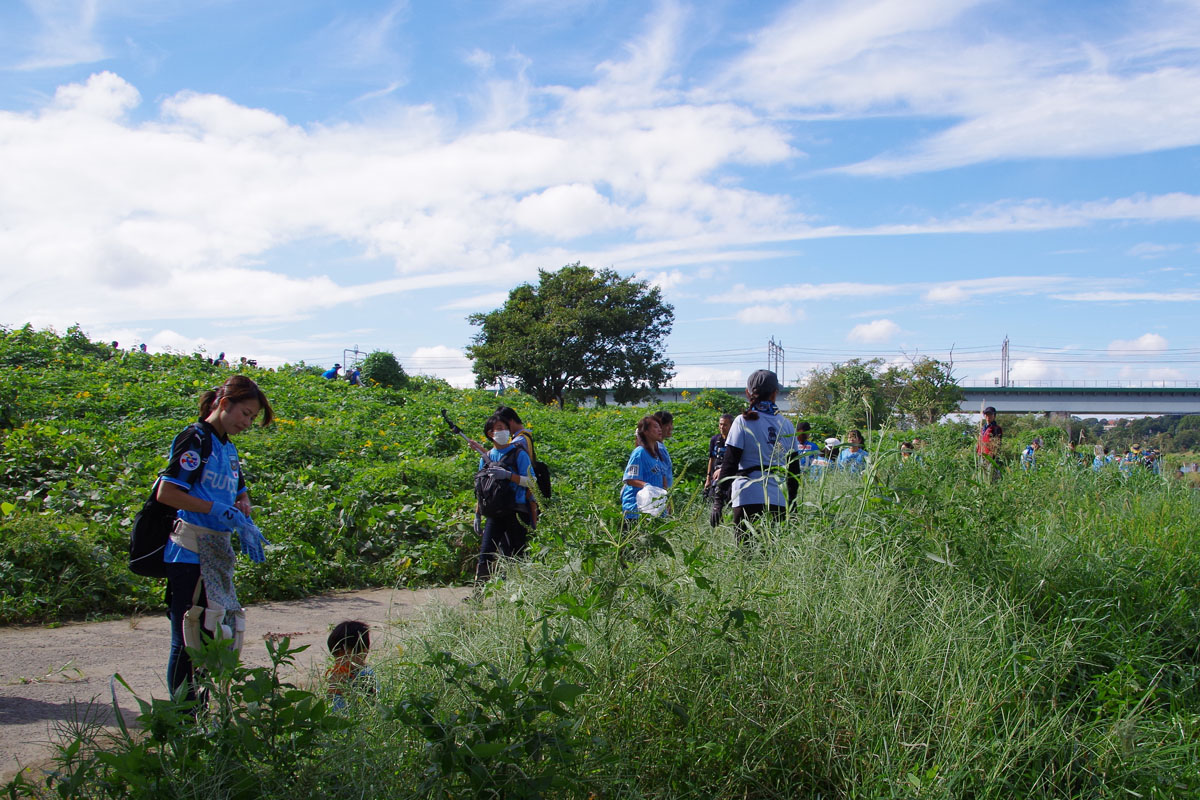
[322,363,341,380]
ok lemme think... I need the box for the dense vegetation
[0,324,717,624]
[5,326,1200,798]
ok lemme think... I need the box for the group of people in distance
[979,405,1167,477]
[152,368,1180,713]
[619,370,876,545]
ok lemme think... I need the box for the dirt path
[0,585,471,781]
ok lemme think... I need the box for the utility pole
[1001,336,1011,388]
[342,345,366,369]
[768,337,785,379]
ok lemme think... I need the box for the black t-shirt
[709,434,726,464]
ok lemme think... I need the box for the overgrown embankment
[0,325,721,623]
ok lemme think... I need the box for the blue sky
[2,0,1199,388]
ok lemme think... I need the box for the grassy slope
[0,326,719,623]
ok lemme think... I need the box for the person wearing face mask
[474,414,535,584]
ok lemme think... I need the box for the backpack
[475,447,522,517]
[518,432,552,500]
[129,423,213,578]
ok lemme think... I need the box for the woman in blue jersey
[794,420,820,474]
[837,429,869,475]
[621,415,672,527]
[710,370,800,544]
[475,412,536,583]
[156,375,273,702]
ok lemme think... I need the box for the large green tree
[466,264,675,407]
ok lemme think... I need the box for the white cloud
[0,60,805,332]
[847,318,900,343]
[407,345,475,387]
[718,0,1200,175]
[637,269,691,291]
[512,184,624,238]
[734,304,801,324]
[923,285,969,304]
[1109,333,1168,353]
[1010,358,1061,383]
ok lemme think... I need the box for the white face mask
[492,430,512,446]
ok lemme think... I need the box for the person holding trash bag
[155,375,273,703]
[621,415,672,529]
[710,370,800,545]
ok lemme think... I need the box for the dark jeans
[165,561,207,702]
[731,504,786,546]
[476,509,531,582]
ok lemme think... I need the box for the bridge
[957,383,1200,415]
[594,381,1200,416]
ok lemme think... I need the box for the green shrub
[360,350,407,389]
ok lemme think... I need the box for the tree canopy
[466,264,675,407]
[792,356,962,429]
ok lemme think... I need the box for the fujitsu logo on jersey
[203,470,240,493]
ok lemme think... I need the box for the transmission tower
[768,337,785,379]
[1000,336,1011,388]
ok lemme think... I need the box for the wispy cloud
[1127,242,1182,259]
[716,0,1200,175]
[13,0,105,70]
[735,303,803,325]
[1054,290,1200,302]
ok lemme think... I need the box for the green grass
[5,326,1200,798]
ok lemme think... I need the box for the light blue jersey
[160,423,247,565]
[838,448,869,475]
[621,445,672,519]
[795,440,820,469]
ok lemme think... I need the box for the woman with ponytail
[155,375,273,703]
[709,370,800,545]
[620,414,672,528]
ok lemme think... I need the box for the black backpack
[475,447,522,517]
[129,423,213,578]
[520,433,552,500]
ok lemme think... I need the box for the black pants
[165,562,207,702]
[476,509,531,582]
[731,504,786,546]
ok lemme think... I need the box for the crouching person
[474,413,535,584]
[326,620,376,711]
